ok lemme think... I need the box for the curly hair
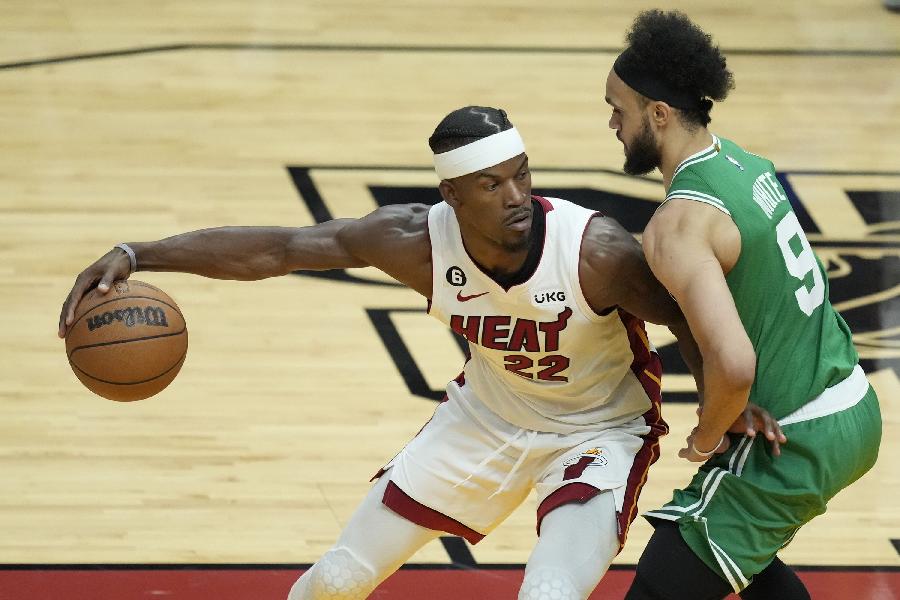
[428,106,514,153]
[621,10,734,127]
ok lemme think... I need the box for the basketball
[64,280,188,401]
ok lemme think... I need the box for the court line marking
[2,42,898,71]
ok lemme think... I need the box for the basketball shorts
[375,381,666,549]
[644,365,882,593]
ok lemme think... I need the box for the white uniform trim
[640,511,748,593]
[665,189,727,207]
[663,191,731,216]
[653,467,727,514]
[672,134,720,178]
[727,436,750,473]
[643,510,679,521]
[778,364,868,427]
[709,536,749,592]
[734,437,754,476]
[694,468,729,517]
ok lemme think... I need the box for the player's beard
[499,202,534,252]
[623,116,661,176]
[501,231,531,253]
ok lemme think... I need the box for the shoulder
[337,203,434,296]
[579,215,644,281]
[645,197,740,275]
[666,166,726,208]
[340,203,430,243]
[336,203,432,267]
[644,199,714,254]
[654,153,740,243]
[578,215,677,317]
[365,202,430,231]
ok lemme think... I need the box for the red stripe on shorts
[535,482,602,536]
[562,455,596,480]
[371,371,481,544]
[533,313,667,547]
[615,309,667,550]
[382,481,485,545]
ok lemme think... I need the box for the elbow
[701,338,756,393]
[709,344,756,393]
[728,362,756,395]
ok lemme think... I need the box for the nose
[502,179,528,208]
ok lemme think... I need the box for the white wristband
[691,435,725,457]
[115,243,137,274]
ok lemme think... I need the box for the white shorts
[377,380,666,547]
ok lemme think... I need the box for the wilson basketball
[65,280,188,401]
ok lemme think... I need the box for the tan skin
[605,69,787,461]
[58,149,777,437]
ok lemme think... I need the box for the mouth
[504,209,532,231]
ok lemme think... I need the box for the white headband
[433,127,526,180]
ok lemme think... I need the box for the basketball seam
[68,350,187,386]
[68,294,184,332]
[67,328,187,358]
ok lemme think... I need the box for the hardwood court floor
[0,1,898,598]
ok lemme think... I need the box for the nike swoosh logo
[456,291,489,302]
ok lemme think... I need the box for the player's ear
[652,101,672,128]
[439,180,460,208]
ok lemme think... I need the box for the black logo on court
[446,266,467,286]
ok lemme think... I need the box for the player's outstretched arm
[58,204,432,338]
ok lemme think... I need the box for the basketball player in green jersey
[604,10,883,600]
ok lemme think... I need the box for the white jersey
[427,196,659,434]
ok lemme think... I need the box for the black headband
[613,49,705,111]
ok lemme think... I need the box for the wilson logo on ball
[86,306,170,331]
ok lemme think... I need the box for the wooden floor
[1,0,898,584]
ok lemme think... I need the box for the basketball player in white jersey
[59,106,781,600]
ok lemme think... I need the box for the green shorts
[645,382,881,593]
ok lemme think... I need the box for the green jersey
[664,135,858,419]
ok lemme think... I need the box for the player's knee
[287,547,377,600]
[518,566,585,600]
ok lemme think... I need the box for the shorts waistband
[778,364,868,427]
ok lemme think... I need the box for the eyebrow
[477,156,529,179]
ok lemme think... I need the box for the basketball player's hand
[728,402,787,456]
[58,247,133,338]
[679,426,730,462]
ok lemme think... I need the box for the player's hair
[428,106,514,153]
[622,10,734,127]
